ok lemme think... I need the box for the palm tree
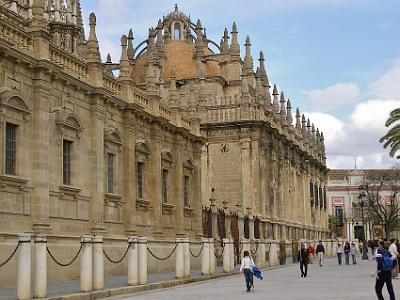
[380,108,400,158]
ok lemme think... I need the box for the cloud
[303,82,360,112]
[369,60,400,99]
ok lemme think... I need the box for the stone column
[17,233,31,300]
[150,125,163,236]
[201,238,210,275]
[223,238,230,273]
[138,237,148,284]
[229,238,235,272]
[249,215,255,240]
[34,234,47,298]
[256,240,266,269]
[193,144,203,238]
[183,238,190,278]
[122,114,137,235]
[80,235,93,292]
[90,96,106,233]
[268,240,279,267]
[175,238,184,279]
[173,136,184,236]
[241,239,251,259]
[92,235,104,290]
[128,236,138,286]
[209,238,215,275]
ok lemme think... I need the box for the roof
[328,169,400,181]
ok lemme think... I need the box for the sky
[80,0,400,170]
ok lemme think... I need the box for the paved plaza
[109,258,400,300]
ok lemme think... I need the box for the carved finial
[286,99,293,125]
[230,22,240,57]
[106,53,112,63]
[87,12,100,62]
[174,3,178,12]
[296,108,301,129]
[127,28,134,58]
[244,35,253,74]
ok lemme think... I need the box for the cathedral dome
[133,40,221,83]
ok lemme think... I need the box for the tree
[380,108,400,158]
[328,215,340,238]
[359,168,400,239]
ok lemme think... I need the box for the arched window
[174,22,180,40]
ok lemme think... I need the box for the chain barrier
[250,241,259,255]
[189,243,204,258]
[46,243,83,267]
[103,243,131,264]
[147,243,178,261]
[214,243,225,259]
[0,242,20,268]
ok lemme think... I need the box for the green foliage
[328,215,340,233]
[380,108,400,159]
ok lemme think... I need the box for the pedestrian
[374,240,395,300]
[240,250,255,292]
[389,238,399,279]
[336,243,343,265]
[315,240,325,267]
[350,242,357,265]
[298,243,308,278]
[344,241,350,265]
[307,244,315,264]
[396,239,400,272]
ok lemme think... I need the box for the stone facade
[0,1,328,286]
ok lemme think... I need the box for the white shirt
[240,256,254,271]
[389,243,399,259]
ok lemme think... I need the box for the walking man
[298,243,308,278]
[315,240,325,267]
[375,240,395,300]
[389,238,399,279]
[337,243,343,265]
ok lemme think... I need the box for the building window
[5,123,17,175]
[63,139,72,185]
[174,22,180,40]
[309,182,314,207]
[184,175,190,207]
[137,161,144,199]
[314,183,319,207]
[335,206,344,224]
[162,169,169,203]
[107,153,115,193]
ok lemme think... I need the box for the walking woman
[350,243,357,265]
[240,251,255,292]
[337,243,343,265]
[298,243,308,277]
[344,242,351,265]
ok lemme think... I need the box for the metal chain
[103,243,131,264]
[189,243,204,258]
[215,243,225,258]
[250,241,259,255]
[147,243,178,261]
[0,242,20,268]
[46,243,83,267]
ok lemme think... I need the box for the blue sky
[80,0,400,169]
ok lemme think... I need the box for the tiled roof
[328,169,400,181]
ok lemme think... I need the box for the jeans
[317,252,324,266]
[337,253,342,265]
[375,270,395,300]
[345,253,350,265]
[352,254,357,264]
[300,261,308,277]
[243,268,253,292]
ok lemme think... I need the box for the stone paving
[108,258,400,300]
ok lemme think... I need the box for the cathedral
[0,0,328,285]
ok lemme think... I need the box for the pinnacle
[196,19,202,29]
[273,84,278,95]
[232,21,238,33]
[128,28,133,39]
[245,35,251,44]
[287,99,292,109]
[296,108,300,116]
[259,51,264,60]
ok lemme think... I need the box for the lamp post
[358,191,368,260]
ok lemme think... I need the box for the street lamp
[358,191,368,260]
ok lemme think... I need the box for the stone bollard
[209,238,215,275]
[222,238,230,273]
[175,238,185,279]
[183,238,190,278]
[17,233,31,300]
[34,234,47,298]
[268,240,279,267]
[201,238,210,275]
[256,240,266,269]
[92,235,104,291]
[80,235,93,292]
[138,237,148,284]
[127,236,138,286]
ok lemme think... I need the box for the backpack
[382,249,394,270]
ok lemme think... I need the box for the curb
[45,262,301,300]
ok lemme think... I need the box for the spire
[155,19,164,56]
[119,35,130,78]
[301,114,307,137]
[295,108,301,129]
[321,132,326,155]
[195,19,204,58]
[316,128,321,150]
[106,53,112,64]
[286,99,293,125]
[255,68,263,100]
[230,22,240,58]
[87,12,101,62]
[311,123,316,143]
[127,28,134,59]
[241,64,250,102]
[259,51,270,87]
[280,92,287,123]
[272,84,279,113]
[244,35,253,74]
[221,28,229,53]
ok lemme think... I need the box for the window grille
[107,153,114,193]
[62,140,72,185]
[137,161,144,199]
[5,123,17,175]
[162,169,169,203]
[184,175,189,207]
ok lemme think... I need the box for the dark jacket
[316,244,325,254]
[344,244,350,254]
[298,249,308,263]
[376,246,386,271]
